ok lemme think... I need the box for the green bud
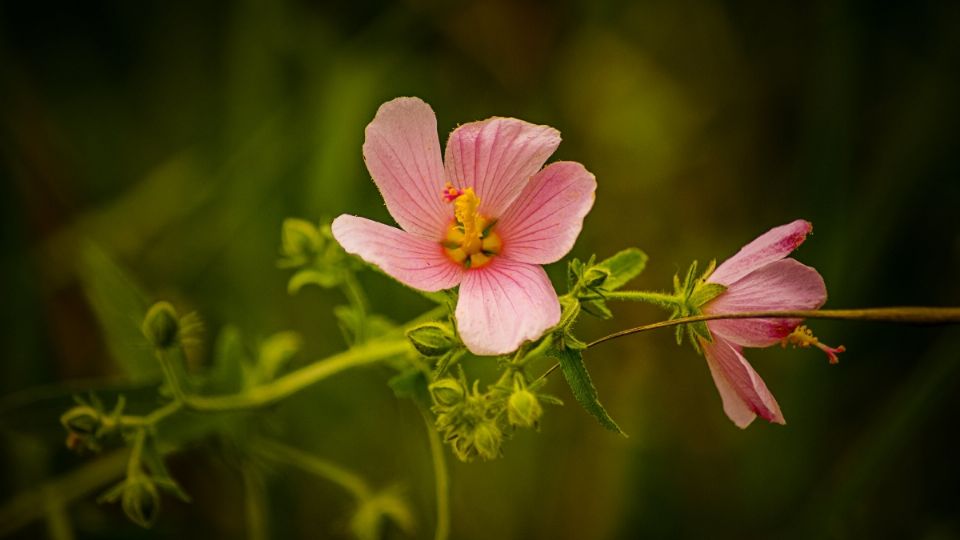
[429,378,465,407]
[121,474,160,528]
[406,322,458,358]
[141,302,179,350]
[507,388,542,428]
[472,422,502,461]
[60,405,101,436]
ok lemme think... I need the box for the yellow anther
[441,185,501,269]
[782,325,845,364]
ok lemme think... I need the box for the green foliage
[669,260,727,351]
[78,244,160,382]
[568,248,649,320]
[549,346,626,436]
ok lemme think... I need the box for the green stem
[602,290,679,307]
[176,338,410,411]
[254,439,371,500]
[418,404,450,540]
[341,272,369,343]
[241,463,269,540]
[538,306,960,380]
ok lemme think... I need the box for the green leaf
[78,243,160,382]
[388,368,427,401]
[549,346,626,436]
[206,326,249,393]
[595,248,648,291]
[255,331,302,383]
[287,268,343,294]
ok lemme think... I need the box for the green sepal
[406,322,459,358]
[688,282,726,308]
[140,437,191,503]
[549,346,626,436]
[581,298,613,320]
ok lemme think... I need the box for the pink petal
[496,162,597,265]
[455,258,561,355]
[444,117,561,218]
[708,219,813,286]
[331,215,463,292]
[702,337,785,428]
[363,97,450,240]
[706,259,827,348]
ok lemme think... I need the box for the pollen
[441,184,501,269]
[782,325,846,364]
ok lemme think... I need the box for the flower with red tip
[332,97,596,355]
[700,220,829,428]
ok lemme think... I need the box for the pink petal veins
[332,215,463,292]
[455,258,561,356]
[444,117,560,219]
[701,337,786,428]
[497,161,597,265]
[706,259,827,348]
[362,97,450,240]
[708,219,813,286]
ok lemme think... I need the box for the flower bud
[406,322,458,358]
[472,421,501,461]
[428,378,465,407]
[61,405,101,436]
[582,267,610,288]
[121,474,161,528]
[507,388,542,428]
[141,302,179,350]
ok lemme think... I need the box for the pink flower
[700,220,827,428]
[331,97,596,355]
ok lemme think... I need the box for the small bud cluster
[429,371,556,462]
[279,218,355,293]
[61,394,127,453]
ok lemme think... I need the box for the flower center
[441,183,502,269]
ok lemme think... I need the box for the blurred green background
[2,0,960,538]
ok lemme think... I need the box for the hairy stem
[254,439,371,500]
[602,290,678,307]
[538,306,960,380]
[589,307,960,347]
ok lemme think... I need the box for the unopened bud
[507,388,542,428]
[472,422,501,461]
[583,267,610,288]
[406,323,458,358]
[122,474,160,528]
[141,302,179,350]
[61,405,101,435]
[429,378,465,407]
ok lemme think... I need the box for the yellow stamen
[782,325,846,364]
[441,185,501,269]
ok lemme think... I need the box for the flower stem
[589,307,960,348]
[173,338,411,412]
[537,306,960,380]
[254,439,371,501]
[419,403,450,540]
[602,290,679,307]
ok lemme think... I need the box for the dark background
[2,0,959,538]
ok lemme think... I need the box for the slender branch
[602,290,679,306]
[254,439,371,500]
[176,338,411,411]
[418,404,450,540]
[538,307,960,380]
[589,307,960,348]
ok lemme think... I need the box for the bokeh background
[2,0,960,538]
